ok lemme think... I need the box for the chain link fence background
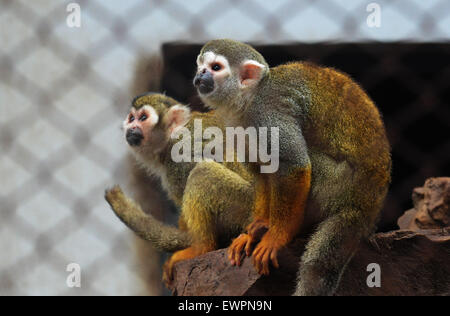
[1,0,449,295]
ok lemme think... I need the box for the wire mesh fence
[0,0,449,295]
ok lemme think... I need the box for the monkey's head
[123,93,191,156]
[194,39,269,111]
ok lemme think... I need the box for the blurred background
[0,0,449,295]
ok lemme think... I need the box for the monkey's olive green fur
[106,93,255,262]
[196,39,391,296]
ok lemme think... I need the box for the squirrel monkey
[105,93,257,281]
[193,39,391,295]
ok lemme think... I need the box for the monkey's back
[271,62,391,219]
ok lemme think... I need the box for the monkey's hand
[228,234,251,266]
[228,219,268,266]
[252,231,281,275]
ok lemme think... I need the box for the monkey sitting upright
[105,93,257,281]
[193,39,391,296]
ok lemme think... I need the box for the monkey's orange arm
[269,165,311,244]
[253,174,271,221]
[251,165,311,275]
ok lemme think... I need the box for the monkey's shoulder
[251,62,315,117]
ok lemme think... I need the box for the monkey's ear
[165,104,191,135]
[239,60,267,88]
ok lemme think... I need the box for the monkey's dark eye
[139,114,148,122]
[129,115,135,123]
[212,63,222,71]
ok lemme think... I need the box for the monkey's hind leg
[164,161,254,281]
[295,208,372,296]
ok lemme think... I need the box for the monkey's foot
[228,234,251,266]
[252,232,281,276]
[228,219,269,266]
[163,246,211,285]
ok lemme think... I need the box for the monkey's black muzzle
[193,70,214,94]
[126,127,144,147]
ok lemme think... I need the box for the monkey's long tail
[105,185,191,253]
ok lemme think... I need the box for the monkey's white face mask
[122,104,191,155]
[123,105,159,148]
[194,51,267,110]
[194,52,231,96]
